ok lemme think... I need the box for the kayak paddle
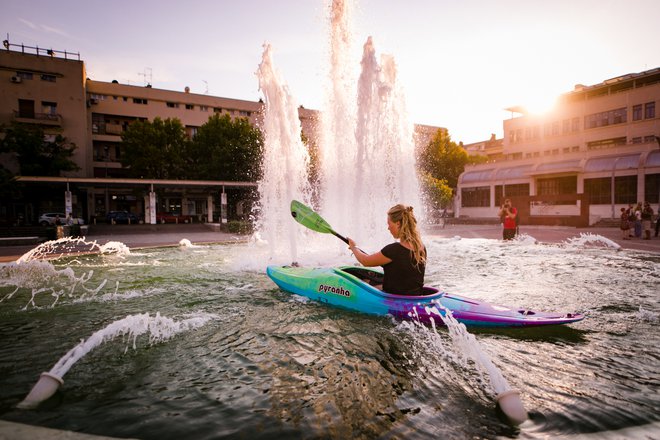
[290,200,349,245]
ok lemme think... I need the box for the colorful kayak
[266,265,584,328]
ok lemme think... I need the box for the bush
[225,220,253,234]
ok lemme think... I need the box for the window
[633,104,643,121]
[614,175,637,204]
[16,71,33,80]
[571,117,580,132]
[571,146,580,153]
[18,99,35,118]
[584,177,611,204]
[214,107,222,113]
[41,101,57,115]
[166,102,179,108]
[133,98,148,104]
[200,105,209,112]
[495,184,529,206]
[537,176,577,196]
[461,186,490,207]
[41,74,56,82]
[645,102,655,119]
[585,107,627,129]
[185,104,194,110]
[562,119,570,134]
[587,137,627,150]
[645,174,660,205]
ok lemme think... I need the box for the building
[0,43,319,225]
[457,67,660,226]
[1,42,445,227]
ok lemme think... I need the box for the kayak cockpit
[336,266,442,298]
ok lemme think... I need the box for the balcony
[13,111,62,126]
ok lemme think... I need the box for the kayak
[266,265,584,328]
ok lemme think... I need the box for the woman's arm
[348,238,392,267]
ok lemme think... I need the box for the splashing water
[49,312,217,378]
[564,233,621,250]
[256,43,313,261]
[255,0,422,260]
[0,237,130,309]
[426,304,510,395]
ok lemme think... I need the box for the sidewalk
[1,223,659,263]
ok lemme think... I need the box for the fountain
[3,1,659,438]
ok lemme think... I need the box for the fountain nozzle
[17,372,63,409]
[496,389,527,425]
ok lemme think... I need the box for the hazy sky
[2,0,659,144]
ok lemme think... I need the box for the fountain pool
[1,234,658,439]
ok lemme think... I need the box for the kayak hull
[266,265,584,328]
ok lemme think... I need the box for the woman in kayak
[347,204,426,295]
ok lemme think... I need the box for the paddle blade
[290,200,335,234]
[290,200,350,245]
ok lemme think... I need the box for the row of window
[15,71,57,82]
[89,94,252,116]
[509,101,656,144]
[461,174,659,207]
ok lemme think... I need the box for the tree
[417,129,479,211]
[189,113,263,181]
[120,117,190,179]
[0,122,79,176]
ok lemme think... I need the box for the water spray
[17,312,216,409]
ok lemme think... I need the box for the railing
[13,111,62,124]
[2,40,80,61]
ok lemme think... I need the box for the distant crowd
[619,202,658,240]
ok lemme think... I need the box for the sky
[2,0,659,144]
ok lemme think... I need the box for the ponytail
[387,204,426,267]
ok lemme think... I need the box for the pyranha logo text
[318,284,351,298]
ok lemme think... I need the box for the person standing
[620,207,631,240]
[633,203,643,238]
[498,198,517,241]
[641,202,654,240]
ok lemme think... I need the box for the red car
[156,212,193,224]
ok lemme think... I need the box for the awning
[528,159,582,176]
[646,150,660,168]
[493,165,534,180]
[584,154,640,172]
[460,169,495,183]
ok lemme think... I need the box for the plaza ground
[1,222,659,263]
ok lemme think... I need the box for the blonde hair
[387,204,426,266]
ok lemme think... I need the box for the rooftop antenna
[138,67,153,87]
[202,80,209,94]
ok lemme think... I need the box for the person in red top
[498,198,517,241]
[347,204,426,295]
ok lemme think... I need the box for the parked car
[156,212,193,224]
[39,212,85,226]
[106,211,140,224]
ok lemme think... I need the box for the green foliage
[120,117,190,179]
[417,129,469,189]
[416,129,473,210]
[225,220,253,234]
[0,122,79,176]
[189,114,264,181]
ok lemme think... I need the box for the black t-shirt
[380,242,426,295]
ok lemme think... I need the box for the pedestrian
[498,198,517,240]
[633,203,642,238]
[641,202,654,240]
[620,207,631,240]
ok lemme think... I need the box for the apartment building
[457,67,660,226]
[0,44,319,224]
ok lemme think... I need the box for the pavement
[1,222,659,263]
